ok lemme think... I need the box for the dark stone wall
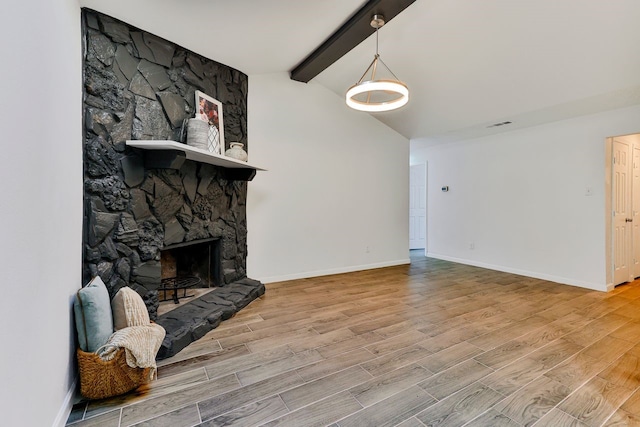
[82,9,249,318]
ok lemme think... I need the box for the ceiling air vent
[487,121,513,128]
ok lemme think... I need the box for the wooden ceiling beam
[290,0,416,83]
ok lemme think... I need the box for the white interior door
[633,146,640,278]
[613,138,632,285]
[410,164,427,250]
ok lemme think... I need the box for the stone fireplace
[81,9,264,357]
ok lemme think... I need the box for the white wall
[247,73,410,283]
[411,104,640,291]
[0,1,83,426]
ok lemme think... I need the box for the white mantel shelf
[126,140,266,171]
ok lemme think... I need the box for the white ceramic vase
[225,142,248,161]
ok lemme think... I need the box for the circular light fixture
[346,15,409,113]
[346,79,409,112]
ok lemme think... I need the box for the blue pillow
[74,276,114,352]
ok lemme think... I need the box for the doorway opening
[410,163,427,255]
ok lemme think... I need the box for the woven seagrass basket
[77,348,151,400]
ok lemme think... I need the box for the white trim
[427,252,606,292]
[257,259,411,284]
[52,377,77,427]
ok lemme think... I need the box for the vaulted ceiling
[80,0,640,149]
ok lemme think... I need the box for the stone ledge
[155,278,264,359]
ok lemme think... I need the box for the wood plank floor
[67,253,640,427]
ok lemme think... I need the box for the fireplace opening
[160,238,221,304]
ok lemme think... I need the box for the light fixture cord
[366,27,380,104]
[375,24,379,56]
[372,25,379,80]
[373,21,402,81]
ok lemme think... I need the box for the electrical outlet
[469,242,475,250]
[585,186,593,196]
[365,246,370,253]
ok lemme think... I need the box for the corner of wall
[52,378,78,427]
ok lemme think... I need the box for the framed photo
[195,90,224,155]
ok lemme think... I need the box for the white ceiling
[80,0,640,149]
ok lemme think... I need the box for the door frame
[409,162,428,255]
[606,133,640,290]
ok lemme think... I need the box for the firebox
[160,238,221,303]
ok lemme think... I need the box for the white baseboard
[52,377,77,427]
[427,252,606,292]
[257,259,411,284]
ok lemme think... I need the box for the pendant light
[346,14,409,112]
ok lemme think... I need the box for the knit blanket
[97,323,166,380]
